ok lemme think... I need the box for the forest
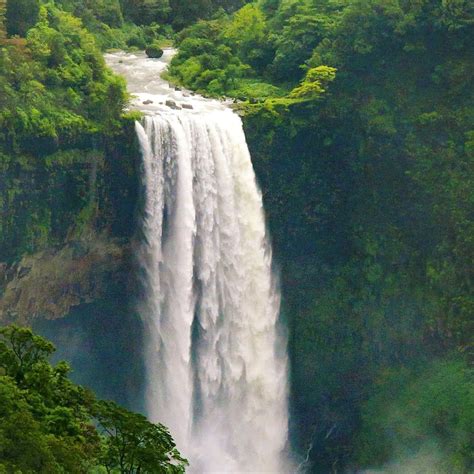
[0,0,473,472]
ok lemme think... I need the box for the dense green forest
[0,0,473,472]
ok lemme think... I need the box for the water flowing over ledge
[106,51,291,472]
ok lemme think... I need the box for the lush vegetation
[0,1,140,262]
[1,0,473,472]
[0,325,187,473]
[169,0,474,471]
[47,0,252,49]
[354,359,473,472]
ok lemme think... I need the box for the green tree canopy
[5,0,40,37]
[0,325,187,473]
[95,400,188,473]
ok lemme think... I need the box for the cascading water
[106,51,290,473]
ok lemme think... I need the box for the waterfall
[106,51,290,473]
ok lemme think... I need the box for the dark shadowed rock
[165,100,181,110]
[145,44,164,59]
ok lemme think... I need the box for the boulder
[145,43,164,59]
[165,100,181,110]
[182,104,194,110]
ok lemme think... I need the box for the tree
[290,65,336,100]
[0,325,55,385]
[0,325,187,472]
[88,0,124,28]
[0,376,61,473]
[169,0,213,29]
[0,327,99,472]
[95,400,188,473]
[270,2,336,81]
[223,4,272,72]
[6,0,40,36]
[121,0,171,25]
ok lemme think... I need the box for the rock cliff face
[29,236,145,411]
[0,123,145,409]
[0,237,127,325]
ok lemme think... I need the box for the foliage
[0,325,187,473]
[289,65,336,99]
[55,0,247,36]
[167,18,250,96]
[0,3,126,150]
[0,0,6,39]
[121,0,171,25]
[168,1,341,97]
[0,1,136,262]
[169,0,248,29]
[5,0,40,36]
[268,0,339,81]
[354,359,474,472]
[0,325,100,473]
[55,0,124,28]
[1,0,473,472]
[215,0,474,471]
[53,0,172,50]
[95,400,188,473]
[222,4,271,73]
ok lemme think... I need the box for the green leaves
[290,65,336,100]
[354,360,474,472]
[5,0,40,37]
[0,325,187,472]
[95,400,188,473]
[0,325,55,384]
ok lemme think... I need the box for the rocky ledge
[0,236,130,325]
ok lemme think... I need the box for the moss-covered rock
[145,42,163,58]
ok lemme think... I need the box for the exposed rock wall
[0,121,144,409]
[0,237,128,324]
